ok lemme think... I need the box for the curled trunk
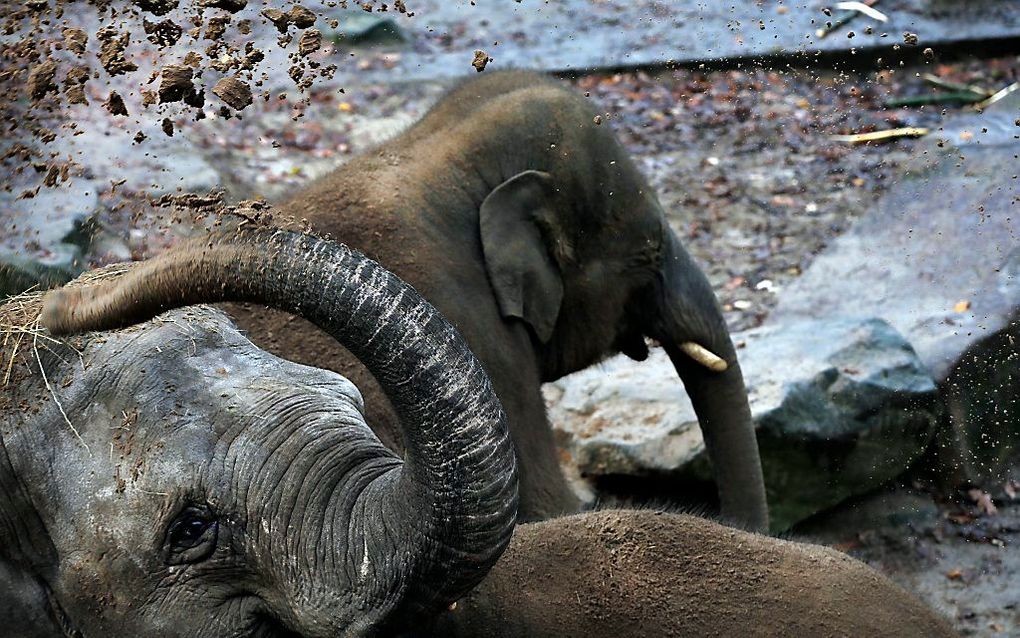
[42,227,518,631]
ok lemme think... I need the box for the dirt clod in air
[104,91,128,116]
[199,0,247,13]
[205,15,229,40]
[43,164,60,187]
[472,50,491,72]
[97,26,138,76]
[143,18,183,47]
[903,32,919,46]
[289,6,316,28]
[158,64,198,104]
[133,131,147,144]
[27,60,58,100]
[62,27,87,56]
[64,65,90,105]
[134,0,179,16]
[212,76,253,110]
[298,28,321,56]
[161,117,174,136]
[262,5,315,33]
[237,19,252,35]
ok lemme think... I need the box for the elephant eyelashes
[164,504,219,565]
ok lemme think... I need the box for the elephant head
[474,79,768,529]
[0,227,517,635]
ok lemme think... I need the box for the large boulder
[547,317,940,531]
[771,92,1020,485]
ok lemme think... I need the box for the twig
[830,127,929,143]
[922,74,994,98]
[885,92,984,108]
[32,324,91,455]
[973,82,1019,111]
[816,0,881,38]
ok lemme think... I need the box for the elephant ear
[479,170,564,343]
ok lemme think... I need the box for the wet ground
[800,478,1020,636]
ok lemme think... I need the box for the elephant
[3,227,518,636]
[227,70,769,529]
[25,229,956,637]
[427,509,958,638]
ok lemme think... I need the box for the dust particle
[472,50,491,72]
[27,60,58,100]
[62,27,87,56]
[162,117,175,137]
[212,76,252,110]
[133,131,147,144]
[104,91,128,116]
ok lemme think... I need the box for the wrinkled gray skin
[0,230,517,637]
[232,71,768,529]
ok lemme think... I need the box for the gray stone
[772,92,1020,484]
[0,177,99,294]
[547,317,940,531]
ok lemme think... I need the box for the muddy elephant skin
[426,509,958,638]
[0,229,517,637]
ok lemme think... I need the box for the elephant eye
[165,504,218,565]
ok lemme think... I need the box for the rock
[771,93,1020,485]
[326,9,405,47]
[0,177,99,294]
[546,317,940,531]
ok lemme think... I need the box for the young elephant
[230,71,769,529]
[3,228,517,636]
[428,510,958,637]
[31,229,955,637]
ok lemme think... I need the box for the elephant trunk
[42,227,518,631]
[650,226,768,532]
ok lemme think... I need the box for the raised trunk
[651,227,768,532]
[42,227,518,630]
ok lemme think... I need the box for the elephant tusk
[680,342,728,372]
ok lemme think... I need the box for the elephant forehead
[80,305,366,422]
